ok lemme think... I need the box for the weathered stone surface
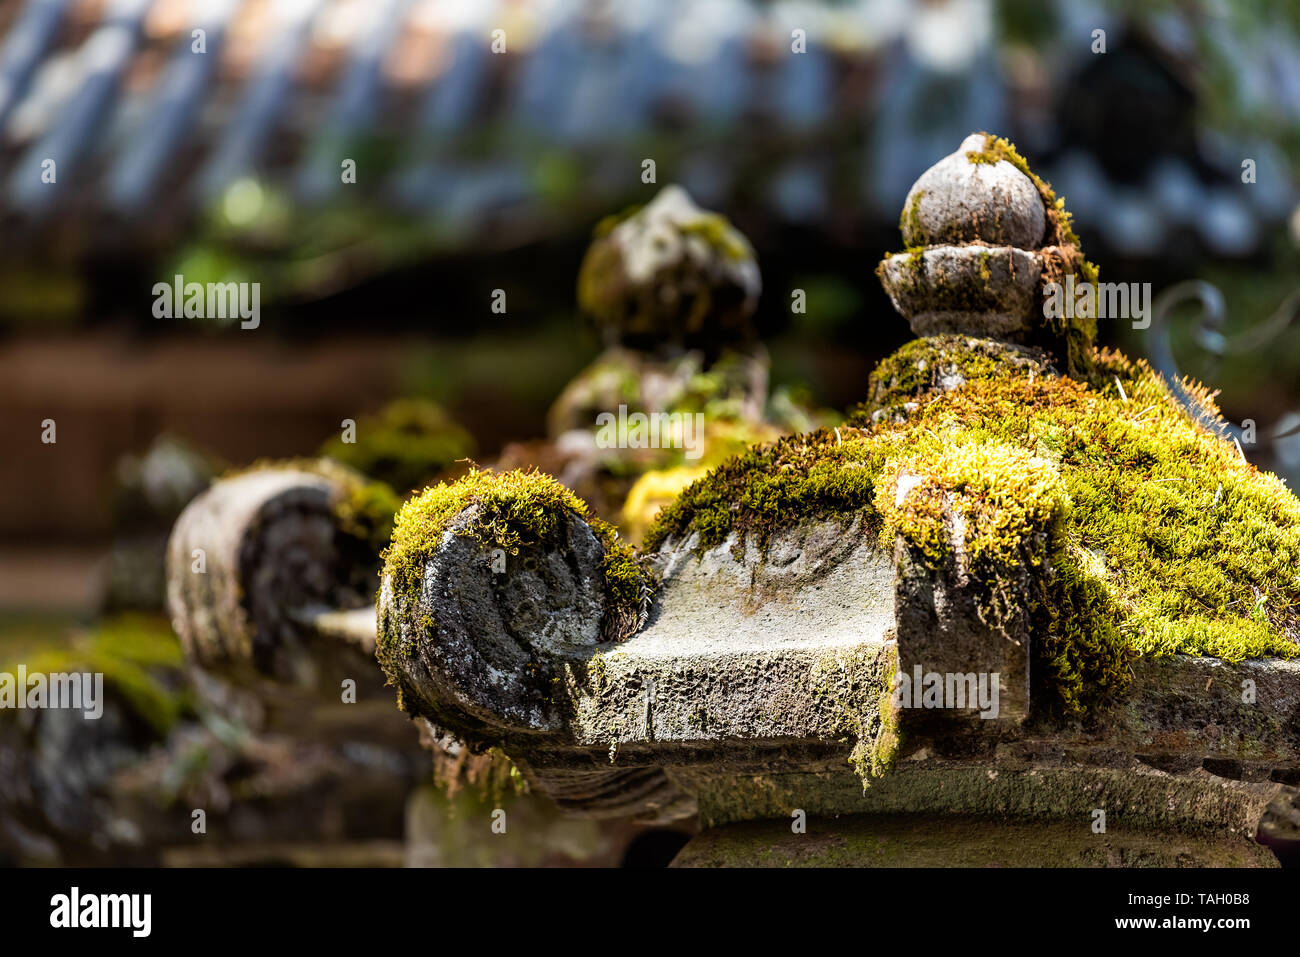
[670,814,1277,868]
[166,467,377,685]
[894,535,1032,728]
[901,132,1046,249]
[380,514,895,819]
[572,519,895,748]
[674,760,1292,838]
[380,489,1300,832]
[878,245,1042,339]
[378,506,610,734]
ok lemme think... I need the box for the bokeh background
[0,0,1298,864]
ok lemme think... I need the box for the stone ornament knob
[901,132,1046,249]
[877,132,1095,374]
[577,184,761,351]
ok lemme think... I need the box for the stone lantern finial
[576,184,761,353]
[877,132,1096,375]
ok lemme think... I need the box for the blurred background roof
[0,0,1295,268]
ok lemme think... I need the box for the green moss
[856,335,1054,424]
[962,133,1101,377]
[2,614,191,736]
[679,214,753,262]
[845,644,905,786]
[647,343,1300,715]
[576,196,757,348]
[964,132,1080,248]
[644,427,888,557]
[876,439,1065,570]
[591,202,644,240]
[318,398,474,495]
[377,468,654,675]
[900,189,927,248]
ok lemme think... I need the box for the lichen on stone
[900,189,927,249]
[966,133,1101,376]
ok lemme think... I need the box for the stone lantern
[167,135,1300,866]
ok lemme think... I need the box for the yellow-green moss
[963,133,1100,377]
[2,614,191,736]
[856,335,1054,423]
[875,439,1064,570]
[900,189,927,248]
[647,344,1300,715]
[377,468,654,670]
[644,427,887,556]
[965,133,1080,248]
[318,398,474,495]
[680,214,754,262]
[851,644,903,785]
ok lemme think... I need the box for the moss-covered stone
[647,343,1300,716]
[376,468,655,680]
[858,334,1055,423]
[964,133,1100,376]
[223,457,403,558]
[964,133,1079,248]
[317,398,474,495]
[1,614,191,737]
[575,185,760,352]
[900,189,927,248]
